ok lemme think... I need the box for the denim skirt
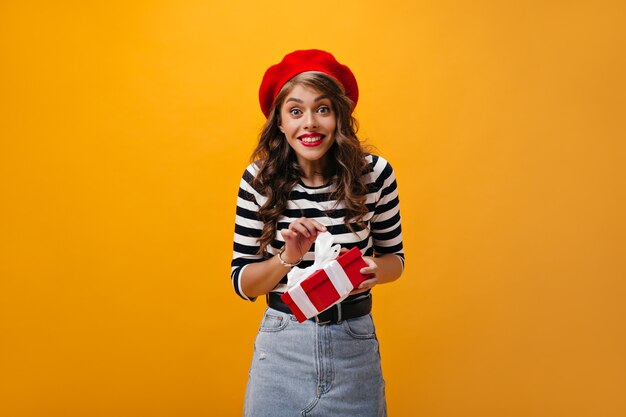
[244,306,386,417]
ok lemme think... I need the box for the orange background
[1,1,625,416]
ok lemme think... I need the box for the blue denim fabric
[244,307,386,417]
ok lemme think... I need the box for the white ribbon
[323,259,354,298]
[288,285,318,319]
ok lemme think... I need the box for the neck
[298,158,329,187]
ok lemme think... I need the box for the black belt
[266,292,372,325]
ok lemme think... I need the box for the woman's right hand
[279,217,327,263]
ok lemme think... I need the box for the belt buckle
[314,303,342,325]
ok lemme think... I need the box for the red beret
[258,49,359,118]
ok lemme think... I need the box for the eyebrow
[285,95,331,104]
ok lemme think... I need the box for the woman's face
[279,84,337,168]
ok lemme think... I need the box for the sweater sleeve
[231,165,265,301]
[369,157,405,269]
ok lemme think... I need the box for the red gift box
[280,247,370,323]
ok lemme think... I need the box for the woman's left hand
[350,256,378,295]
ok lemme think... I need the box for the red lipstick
[297,133,324,147]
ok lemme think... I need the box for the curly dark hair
[250,71,371,255]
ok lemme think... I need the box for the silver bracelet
[278,246,303,267]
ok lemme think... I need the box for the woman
[231,49,404,417]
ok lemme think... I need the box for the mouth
[297,133,325,147]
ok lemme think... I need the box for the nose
[303,111,318,130]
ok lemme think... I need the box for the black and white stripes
[231,154,404,301]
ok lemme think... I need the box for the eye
[317,106,331,114]
[289,108,302,116]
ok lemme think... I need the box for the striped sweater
[231,154,404,301]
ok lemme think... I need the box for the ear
[278,125,284,133]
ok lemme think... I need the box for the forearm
[239,254,293,299]
[238,218,328,300]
